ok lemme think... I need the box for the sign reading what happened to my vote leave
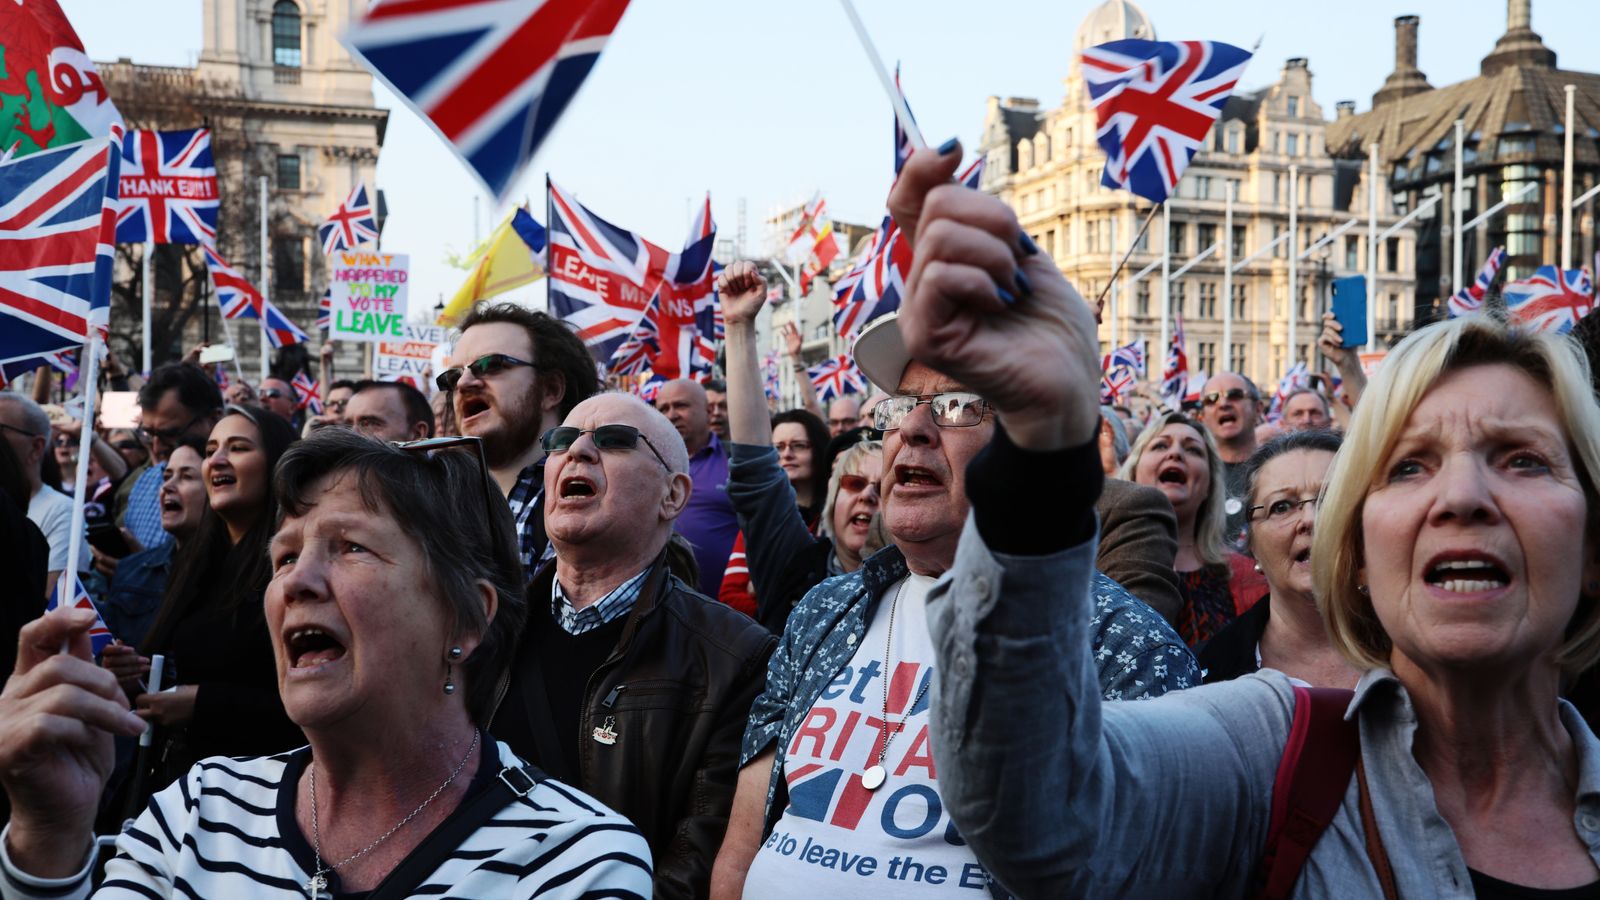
[330,252,409,342]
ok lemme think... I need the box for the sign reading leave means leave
[330,251,409,342]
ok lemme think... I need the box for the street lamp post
[1313,235,1330,376]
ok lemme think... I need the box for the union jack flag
[46,570,113,657]
[807,354,866,403]
[636,372,667,403]
[1448,246,1506,318]
[342,0,634,202]
[317,287,332,330]
[0,127,121,368]
[213,363,230,391]
[1103,338,1147,377]
[1082,39,1252,203]
[200,246,309,349]
[1163,313,1197,409]
[606,289,662,377]
[292,370,323,415]
[761,351,781,402]
[317,181,380,254]
[893,64,918,175]
[114,128,217,246]
[1266,361,1312,423]
[1504,266,1595,334]
[1101,366,1135,405]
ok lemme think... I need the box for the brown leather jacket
[489,550,776,900]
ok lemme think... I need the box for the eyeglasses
[138,413,205,445]
[836,473,877,495]
[394,435,497,523]
[540,424,671,470]
[872,392,991,432]
[435,353,537,392]
[112,440,144,452]
[326,399,347,414]
[1247,496,1319,525]
[1202,388,1256,407]
[774,440,811,454]
[0,422,40,440]
[258,388,288,400]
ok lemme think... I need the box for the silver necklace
[305,730,479,898]
[863,579,932,792]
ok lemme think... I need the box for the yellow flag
[437,207,547,326]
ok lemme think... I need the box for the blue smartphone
[1330,275,1368,349]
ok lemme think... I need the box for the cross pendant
[306,872,330,899]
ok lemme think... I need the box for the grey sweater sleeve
[725,443,820,610]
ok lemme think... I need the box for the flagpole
[258,175,270,381]
[1223,180,1235,370]
[214,296,246,383]
[141,243,153,375]
[1095,203,1160,309]
[1159,203,1170,379]
[59,336,102,600]
[1562,85,1575,270]
[836,0,924,151]
[1108,213,1119,351]
[1452,118,1464,295]
[1366,142,1379,353]
[1288,163,1298,371]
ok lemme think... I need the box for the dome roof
[1074,0,1156,58]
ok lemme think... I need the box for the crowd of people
[3,140,1600,899]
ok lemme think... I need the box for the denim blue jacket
[740,542,1198,836]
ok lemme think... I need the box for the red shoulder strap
[1254,686,1359,900]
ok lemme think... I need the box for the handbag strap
[366,763,544,900]
[1255,686,1360,900]
[1356,753,1399,900]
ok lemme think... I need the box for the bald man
[655,378,739,595]
[491,392,775,900]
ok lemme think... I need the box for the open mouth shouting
[1156,463,1189,487]
[558,475,597,499]
[457,392,492,428]
[209,470,237,491]
[1424,553,1512,595]
[284,625,348,674]
[893,464,943,493]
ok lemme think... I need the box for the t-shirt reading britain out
[742,573,993,897]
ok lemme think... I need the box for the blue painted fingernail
[936,137,960,156]
[1014,269,1033,298]
[995,285,1016,306]
[1019,233,1040,256]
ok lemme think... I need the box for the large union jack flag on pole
[0,129,121,367]
[1447,246,1507,318]
[807,354,866,403]
[1082,39,1252,203]
[1504,266,1595,334]
[201,245,308,348]
[342,0,634,202]
[1162,313,1198,409]
[317,181,380,254]
[114,128,218,246]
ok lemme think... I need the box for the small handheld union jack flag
[807,354,866,403]
[318,181,380,254]
[1504,266,1595,334]
[1082,39,1252,203]
[1448,247,1506,318]
[1162,313,1197,410]
[1103,338,1147,378]
[1100,367,1135,406]
[317,287,332,330]
[292,371,323,415]
[46,571,114,658]
[1266,361,1312,423]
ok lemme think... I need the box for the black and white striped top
[1,737,652,899]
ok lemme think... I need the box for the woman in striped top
[0,429,652,898]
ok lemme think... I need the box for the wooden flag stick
[1096,203,1162,308]
[837,0,924,152]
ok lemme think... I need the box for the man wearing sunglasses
[1197,372,1264,543]
[443,302,599,581]
[118,364,223,553]
[256,375,298,424]
[490,392,774,900]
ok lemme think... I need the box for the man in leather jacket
[489,391,775,899]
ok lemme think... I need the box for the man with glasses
[441,302,599,582]
[256,376,297,423]
[490,391,774,900]
[118,364,223,552]
[0,394,89,596]
[711,308,1198,898]
[825,396,861,437]
[1197,371,1264,544]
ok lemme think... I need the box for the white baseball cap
[850,312,911,394]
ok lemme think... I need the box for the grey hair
[1099,406,1130,464]
[0,393,51,439]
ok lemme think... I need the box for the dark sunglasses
[112,440,144,452]
[258,388,288,400]
[138,413,205,444]
[435,353,537,392]
[393,436,497,521]
[540,424,671,470]
[1202,388,1256,407]
[837,473,878,494]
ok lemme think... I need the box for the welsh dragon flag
[0,2,123,157]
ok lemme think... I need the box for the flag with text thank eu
[46,570,113,657]
[1504,266,1595,333]
[318,181,380,254]
[1447,246,1506,318]
[807,354,866,403]
[1082,39,1252,203]
[0,131,121,367]
[546,177,672,362]
[115,128,218,246]
[342,0,633,202]
[201,246,308,348]
[0,1,123,158]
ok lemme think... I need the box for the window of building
[1198,223,1217,252]
[1287,133,1300,157]
[272,1,302,68]
[1044,229,1056,259]
[1198,342,1216,374]
[1273,224,1285,258]
[1287,96,1300,118]
[1225,126,1241,155]
[1387,294,1400,330]
[1298,285,1310,322]
[1231,225,1247,255]
[1231,283,1247,319]
[1385,236,1400,273]
[1273,173,1282,203]
[1137,281,1151,317]
[1345,235,1359,270]
[1133,220,1149,252]
[1199,281,1217,318]
[1168,221,1186,257]
[273,235,304,293]
[1087,217,1099,254]
[1302,174,1312,207]
[275,153,300,190]
[1171,282,1186,317]
[1062,222,1071,255]
[1273,132,1282,155]
[1230,343,1246,372]
[1195,175,1212,200]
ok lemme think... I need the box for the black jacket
[490,549,776,900]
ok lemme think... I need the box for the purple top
[676,432,739,598]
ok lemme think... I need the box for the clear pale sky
[59,0,1597,310]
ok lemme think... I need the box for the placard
[374,323,447,388]
[329,252,410,342]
